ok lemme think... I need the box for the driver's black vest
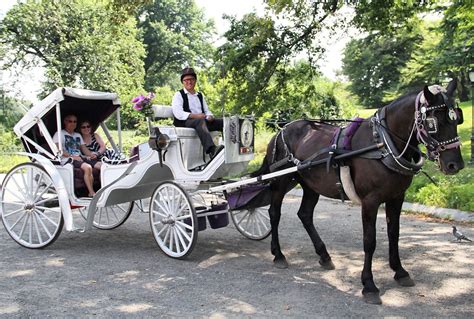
[173,89,204,127]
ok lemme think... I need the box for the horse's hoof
[396,276,415,287]
[273,257,289,269]
[363,292,382,305]
[319,258,335,270]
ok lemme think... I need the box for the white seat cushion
[152,105,173,119]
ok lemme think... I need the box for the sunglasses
[81,125,91,129]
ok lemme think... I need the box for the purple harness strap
[330,118,365,150]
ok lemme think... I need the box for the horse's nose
[446,161,464,174]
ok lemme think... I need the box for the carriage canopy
[13,87,121,159]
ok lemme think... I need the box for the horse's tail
[250,155,270,178]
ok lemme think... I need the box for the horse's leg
[297,185,335,270]
[361,200,382,304]
[386,196,415,287]
[269,181,288,269]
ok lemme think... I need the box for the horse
[253,79,464,304]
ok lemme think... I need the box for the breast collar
[371,105,425,176]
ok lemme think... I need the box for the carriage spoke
[4,186,26,203]
[34,211,53,238]
[8,211,27,230]
[0,200,24,206]
[234,210,251,226]
[32,212,43,244]
[33,182,54,202]
[153,198,169,216]
[28,214,33,243]
[175,222,192,241]
[35,209,59,227]
[35,195,59,206]
[173,228,181,253]
[169,227,175,251]
[161,188,172,214]
[156,223,169,236]
[175,220,193,231]
[3,207,25,218]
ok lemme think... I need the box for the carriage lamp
[156,133,171,150]
[469,68,474,164]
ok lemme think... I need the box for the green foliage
[217,0,341,116]
[138,0,215,91]
[0,93,26,128]
[0,126,22,152]
[0,0,145,101]
[352,0,429,35]
[342,28,422,108]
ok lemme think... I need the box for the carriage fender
[14,152,75,232]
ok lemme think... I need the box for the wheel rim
[1,163,63,248]
[149,182,197,258]
[79,202,133,230]
[231,206,271,240]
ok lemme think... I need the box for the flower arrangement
[131,92,155,117]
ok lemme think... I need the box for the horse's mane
[385,90,419,110]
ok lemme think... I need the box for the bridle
[414,90,462,163]
[372,87,462,174]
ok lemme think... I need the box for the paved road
[1,196,473,317]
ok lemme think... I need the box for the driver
[171,67,224,159]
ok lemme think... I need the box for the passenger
[171,67,224,159]
[52,114,98,197]
[79,120,122,162]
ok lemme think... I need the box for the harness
[267,88,462,200]
[173,89,204,127]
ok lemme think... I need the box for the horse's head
[416,79,464,174]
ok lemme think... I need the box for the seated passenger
[79,120,123,162]
[171,67,224,159]
[52,114,99,197]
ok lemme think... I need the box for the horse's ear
[446,78,457,97]
[423,85,435,104]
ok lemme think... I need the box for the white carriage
[0,87,271,258]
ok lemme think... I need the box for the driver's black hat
[180,67,197,82]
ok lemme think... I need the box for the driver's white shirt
[171,88,213,121]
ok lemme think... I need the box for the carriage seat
[151,105,221,138]
[151,105,221,170]
[73,166,101,197]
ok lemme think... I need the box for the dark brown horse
[254,80,464,304]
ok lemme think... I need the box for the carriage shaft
[209,143,384,193]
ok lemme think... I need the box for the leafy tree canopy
[138,0,215,91]
[0,0,145,101]
[342,24,422,108]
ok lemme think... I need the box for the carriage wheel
[230,206,271,240]
[149,181,197,259]
[79,202,134,230]
[1,163,64,248]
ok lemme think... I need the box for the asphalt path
[0,196,473,317]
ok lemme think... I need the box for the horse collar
[372,108,424,176]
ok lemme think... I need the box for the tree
[216,0,342,116]
[342,27,422,108]
[433,1,474,101]
[138,0,215,91]
[0,0,145,107]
